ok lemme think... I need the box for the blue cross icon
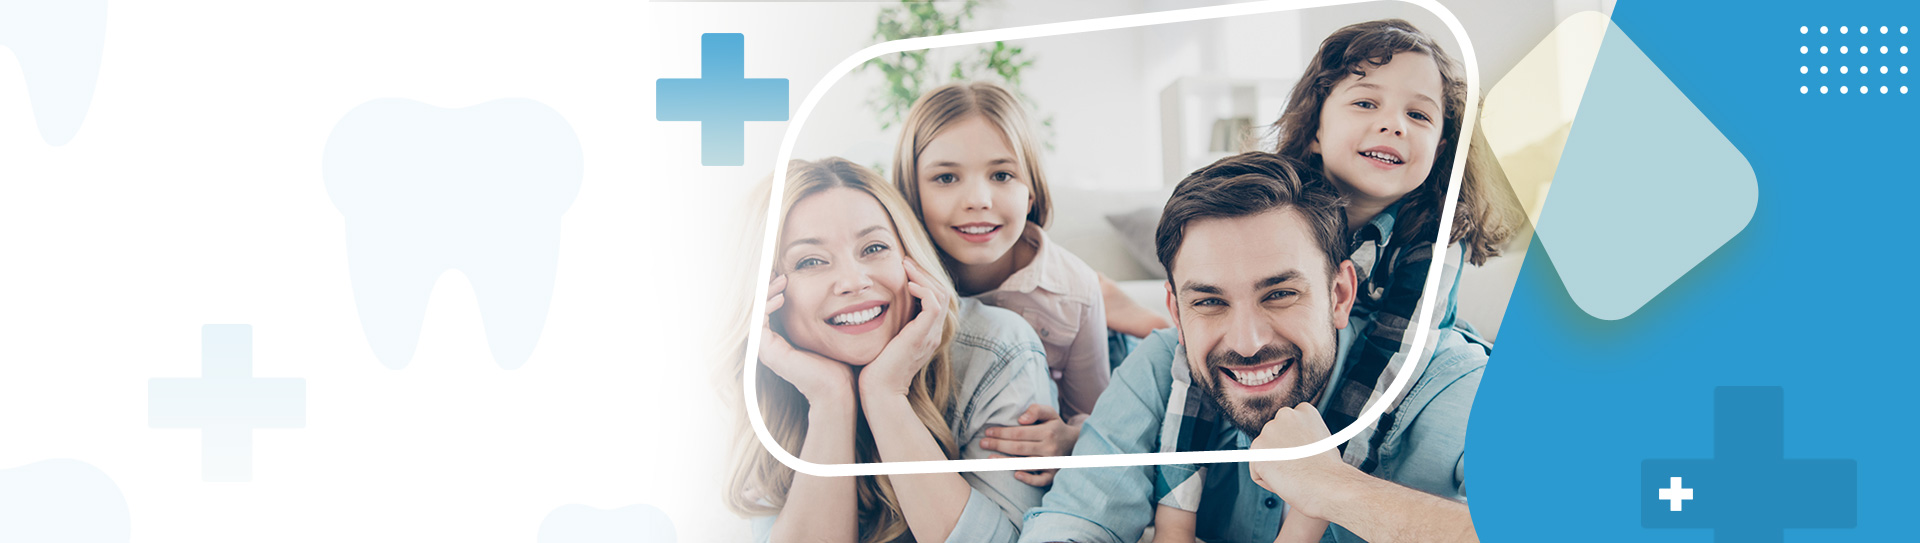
[657,33,789,166]
[149,325,306,482]
[1642,386,1856,541]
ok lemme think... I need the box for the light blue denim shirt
[1019,325,1486,543]
[753,297,1057,543]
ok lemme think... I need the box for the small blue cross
[657,33,789,166]
[1642,386,1856,542]
[149,325,306,482]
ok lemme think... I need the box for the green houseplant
[861,0,1050,140]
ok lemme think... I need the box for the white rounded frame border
[747,0,1480,477]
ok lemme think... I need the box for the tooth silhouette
[0,460,131,542]
[323,99,582,369]
[538,504,676,543]
[0,0,107,145]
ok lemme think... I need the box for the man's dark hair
[1155,152,1347,280]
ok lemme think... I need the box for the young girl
[891,82,1109,487]
[1152,19,1518,543]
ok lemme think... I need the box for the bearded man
[1019,152,1486,543]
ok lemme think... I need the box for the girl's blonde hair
[1270,19,1518,264]
[721,157,963,543]
[891,82,1053,235]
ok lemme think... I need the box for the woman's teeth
[1361,151,1403,164]
[956,225,998,235]
[829,305,885,326]
[1225,364,1286,386]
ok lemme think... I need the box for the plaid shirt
[1325,203,1466,472]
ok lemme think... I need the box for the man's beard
[1194,332,1336,436]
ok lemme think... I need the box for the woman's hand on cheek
[859,258,947,399]
[759,273,856,404]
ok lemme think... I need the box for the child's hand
[983,404,1082,487]
[1151,504,1199,543]
[1274,510,1330,543]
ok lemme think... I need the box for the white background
[0,1,1592,541]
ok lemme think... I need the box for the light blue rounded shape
[322,98,584,369]
[0,460,131,543]
[0,0,108,145]
[537,504,675,543]
[1536,22,1757,320]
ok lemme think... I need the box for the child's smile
[1310,52,1445,213]
[1359,145,1405,167]
[915,115,1033,270]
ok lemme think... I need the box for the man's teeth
[957,225,997,235]
[1361,151,1403,164]
[1226,364,1285,386]
[831,306,884,326]
[323,98,583,370]
[0,0,107,145]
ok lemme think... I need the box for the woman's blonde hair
[721,157,963,543]
[891,81,1053,236]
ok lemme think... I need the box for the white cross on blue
[148,325,306,482]
[657,33,789,166]
[1642,387,1856,541]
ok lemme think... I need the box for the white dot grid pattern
[1801,24,1912,97]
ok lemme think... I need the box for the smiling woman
[726,158,1057,543]
[774,186,920,365]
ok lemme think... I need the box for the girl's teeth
[1362,151,1402,164]
[958,225,996,235]
[831,306,883,325]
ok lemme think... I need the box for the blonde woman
[725,158,1055,543]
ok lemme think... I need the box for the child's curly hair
[1270,19,1518,264]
